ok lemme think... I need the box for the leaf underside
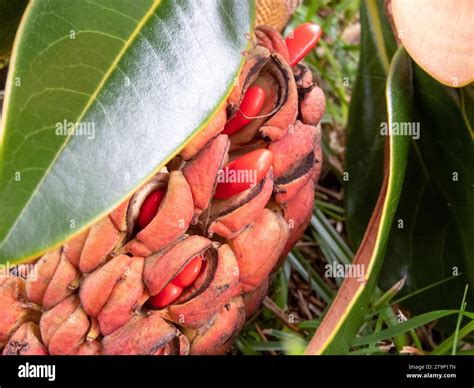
[306,46,411,354]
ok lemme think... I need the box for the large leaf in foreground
[344,0,396,246]
[305,47,411,354]
[0,0,254,263]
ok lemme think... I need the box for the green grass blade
[235,338,259,355]
[390,274,461,306]
[373,277,406,310]
[298,319,322,330]
[431,320,474,355]
[288,250,334,303]
[246,342,286,352]
[274,266,290,310]
[452,285,469,355]
[311,210,354,265]
[353,310,474,346]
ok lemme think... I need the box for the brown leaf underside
[305,140,390,354]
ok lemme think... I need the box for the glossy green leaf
[305,47,411,354]
[344,0,396,246]
[0,0,28,59]
[344,0,474,324]
[0,0,254,263]
[379,64,474,317]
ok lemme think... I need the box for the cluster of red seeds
[141,23,321,309]
[0,23,325,356]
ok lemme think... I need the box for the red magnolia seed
[285,22,322,66]
[137,189,166,230]
[150,283,183,309]
[223,85,266,135]
[214,149,273,199]
[150,256,204,308]
[172,255,203,288]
